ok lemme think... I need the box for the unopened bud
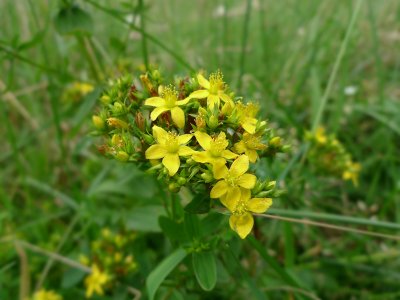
[208,115,219,129]
[269,136,281,147]
[92,115,105,130]
[142,134,154,145]
[168,183,180,193]
[112,102,125,115]
[100,94,112,105]
[135,112,145,131]
[107,117,129,129]
[177,177,187,186]
[115,151,129,162]
[140,74,154,93]
[111,134,123,146]
[201,172,213,182]
[266,180,276,189]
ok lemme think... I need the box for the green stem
[138,0,149,70]
[237,0,252,92]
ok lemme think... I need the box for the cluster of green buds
[79,228,138,298]
[92,69,287,239]
[306,127,361,186]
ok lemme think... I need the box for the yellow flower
[188,71,232,108]
[73,82,94,95]
[145,86,190,128]
[234,133,266,162]
[235,102,264,134]
[84,265,109,298]
[210,155,257,204]
[79,254,90,266]
[342,161,361,186]
[145,125,195,176]
[315,127,327,144]
[224,188,272,239]
[192,131,237,166]
[33,289,63,300]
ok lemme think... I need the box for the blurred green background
[1,0,400,299]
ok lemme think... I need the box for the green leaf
[192,251,217,291]
[184,212,201,239]
[54,5,93,36]
[184,193,211,214]
[159,216,186,243]
[146,248,187,300]
[125,205,166,232]
[61,268,86,288]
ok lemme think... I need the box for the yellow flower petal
[177,134,193,145]
[162,153,180,176]
[189,89,209,99]
[210,180,229,198]
[192,151,211,163]
[194,131,212,150]
[171,106,185,128]
[145,144,167,159]
[237,174,257,189]
[247,198,272,213]
[207,94,220,108]
[152,126,168,143]
[213,161,229,179]
[218,91,232,103]
[222,149,238,160]
[145,97,166,107]
[242,118,257,134]
[247,150,258,163]
[229,212,254,239]
[178,145,195,156]
[150,106,169,121]
[176,97,191,106]
[224,186,241,208]
[197,74,211,89]
[234,141,246,154]
[230,155,249,178]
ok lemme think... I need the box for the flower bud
[177,177,187,186]
[208,115,219,129]
[111,134,123,146]
[142,134,154,145]
[201,172,213,183]
[92,115,105,130]
[115,151,129,162]
[269,136,281,147]
[107,117,129,129]
[266,180,276,189]
[135,111,145,131]
[112,102,125,115]
[168,182,180,193]
[100,94,112,105]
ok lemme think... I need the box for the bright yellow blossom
[33,289,63,300]
[236,102,265,134]
[188,71,233,108]
[145,86,190,128]
[224,188,272,239]
[145,126,195,176]
[342,161,361,186]
[84,265,109,298]
[315,127,327,144]
[210,155,257,204]
[192,131,237,166]
[234,133,266,162]
[73,82,94,95]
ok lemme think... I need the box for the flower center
[225,171,238,186]
[162,86,178,108]
[164,133,180,153]
[209,71,224,95]
[233,199,247,215]
[209,133,228,157]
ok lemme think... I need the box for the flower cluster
[92,70,287,239]
[306,127,361,186]
[31,289,63,300]
[79,228,138,298]
[62,81,94,103]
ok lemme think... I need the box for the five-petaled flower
[188,71,233,108]
[145,86,190,128]
[235,102,265,134]
[234,133,266,163]
[210,155,257,204]
[84,264,109,298]
[192,131,237,166]
[224,188,272,239]
[145,126,195,176]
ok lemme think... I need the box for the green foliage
[1,0,400,299]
